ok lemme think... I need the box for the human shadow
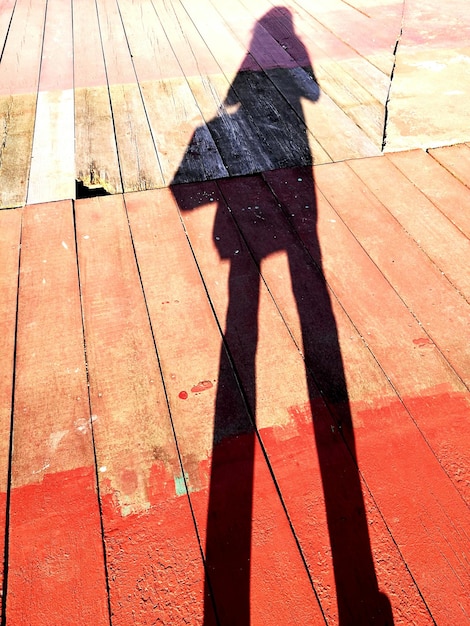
[171,7,394,625]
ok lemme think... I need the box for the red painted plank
[7,201,109,625]
[171,179,434,624]
[293,0,397,70]
[262,165,470,623]
[209,0,299,71]
[0,208,21,620]
[178,0,258,76]
[75,194,213,625]
[118,0,184,82]
[125,188,326,625]
[349,155,470,300]
[428,144,470,190]
[219,168,469,619]
[0,0,46,97]
[387,149,470,239]
[318,160,470,387]
[267,163,470,501]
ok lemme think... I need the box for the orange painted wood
[27,0,75,204]
[0,0,47,208]
[304,163,470,502]
[263,165,470,623]
[7,201,109,625]
[0,208,21,618]
[349,155,470,300]
[96,0,164,191]
[171,179,433,624]
[318,160,470,387]
[387,149,470,239]
[75,194,212,625]
[73,0,122,194]
[428,144,470,190]
[126,187,326,625]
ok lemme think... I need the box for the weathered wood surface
[0,0,47,208]
[1,0,451,208]
[0,208,21,621]
[1,0,470,623]
[6,201,109,625]
[26,0,75,204]
[2,148,470,623]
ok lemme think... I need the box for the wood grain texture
[0,0,47,208]
[131,186,326,625]
[75,194,212,625]
[73,0,122,194]
[97,0,165,191]
[0,208,21,620]
[7,201,108,625]
[27,0,74,204]
[264,165,470,623]
[387,149,470,239]
[428,144,470,188]
[349,155,470,300]
[214,173,435,625]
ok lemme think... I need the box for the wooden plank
[318,160,470,387]
[0,208,21,621]
[73,0,122,194]
[182,0,379,163]
[208,0,300,70]
[178,0,257,78]
[27,0,75,204]
[293,0,397,72]
[235,0,386,146]
[387,148,470,239]
[208,0,381,160]
[6,201,109,625]
[153,0,279,174]
[118,0,225,185]
[275,162,470,503]
[171,179,434,624]
[0,0,47,208]
[0,0,16,54]
[262,165,470,623]
[428,144,470,188]
[127,187,327,624]
[349,155,470,300]
[96,0,165,191]
[75,194,213,625]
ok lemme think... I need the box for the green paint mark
[174,472,190,496]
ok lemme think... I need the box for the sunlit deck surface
[0,0,469,624]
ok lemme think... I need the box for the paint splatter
[191,381,213,393]
[413,337,434,347]
[179,391,188,400]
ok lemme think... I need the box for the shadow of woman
[171,7,394,625]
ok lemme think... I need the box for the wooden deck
[0,0,469,624]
